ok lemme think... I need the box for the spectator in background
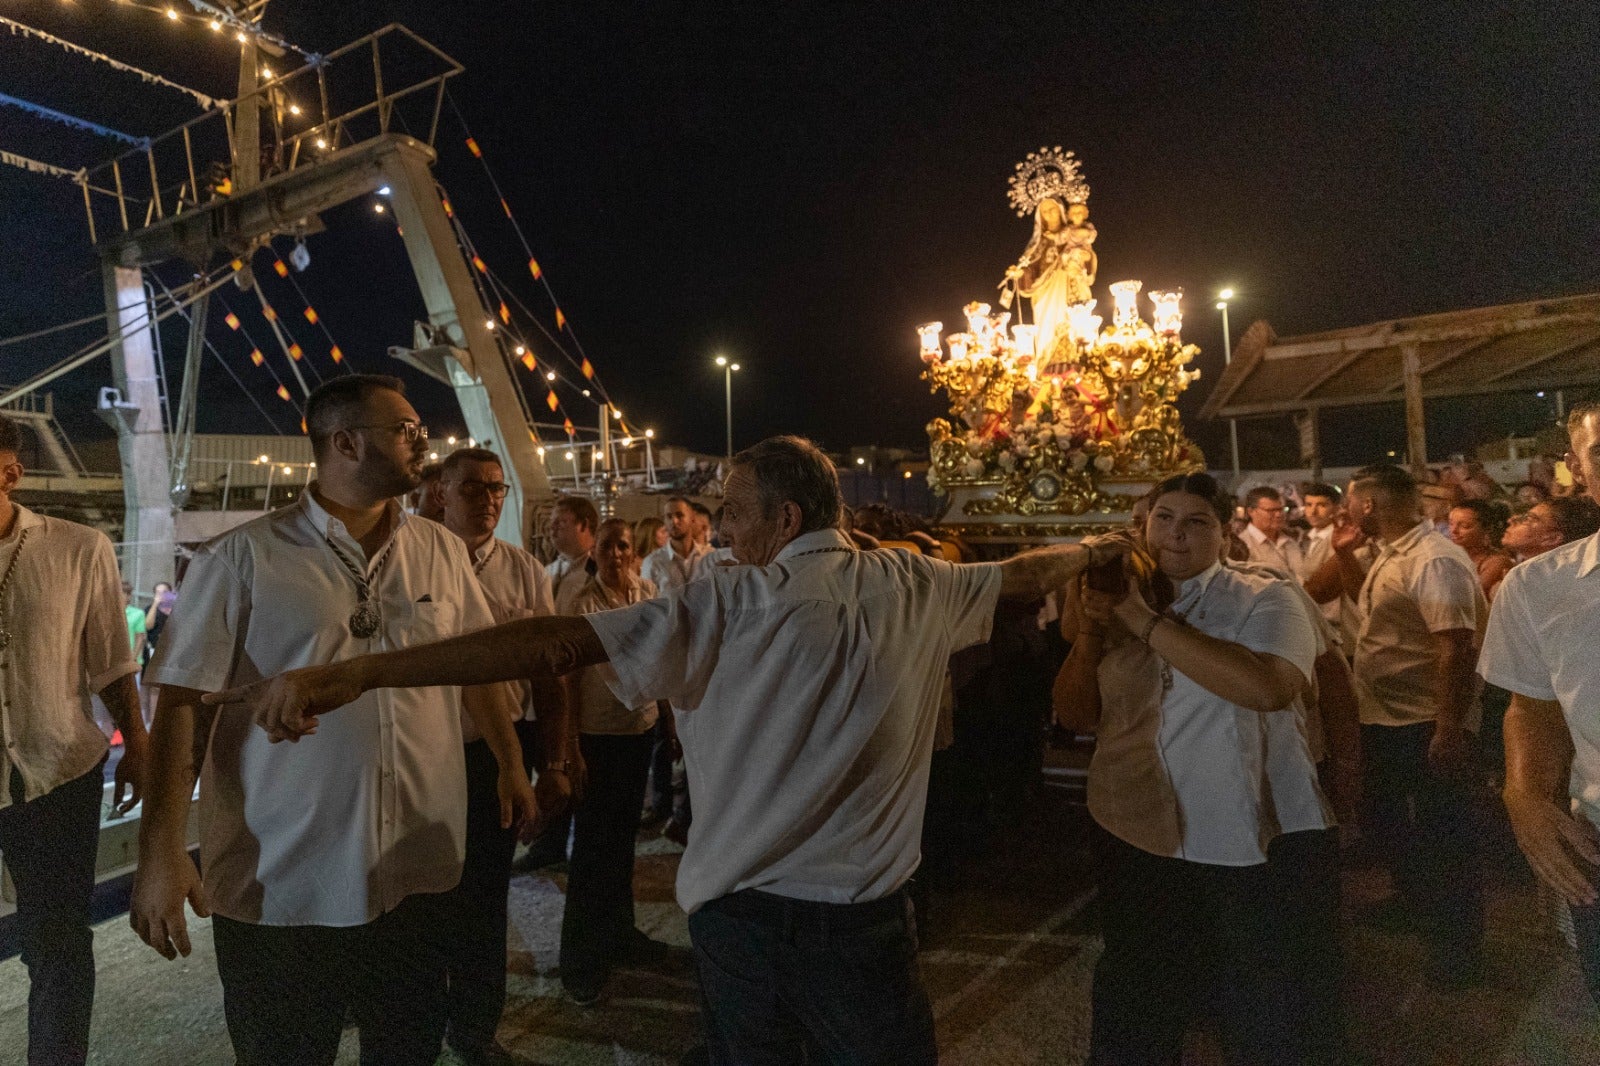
[1242,486,1305,578]
[409,461,445,522]
[1513,481,1551,507]
[1449,499,1515,603]
[633,516,668,563]
[689,500,713,549]
[124,582,148,665]
[140,581,176,728]
[1503,497,1600,563]
[547,496,599,614]
[1419,478,1458,536]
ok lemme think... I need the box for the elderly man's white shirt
[1354,521,1486,728]
[0,506,137,807]
[640,540,713,596]
[585,529,1002,913]
[1243,522,1306,580]
[1088,562,1330,866]
[547,551,593,614]
[148,490,496,927]
[1480,532,1600,830]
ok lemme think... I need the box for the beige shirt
[586,529,1002,913]
[148,489,495,926]
[568,573,659,735]
[1088,562,1330,866]
[1243,522,1306,580]
[547,551,594,614]
[0,506,137,808]
[640,541,713,596]
[1353,521,1486,728]
[1479,533,1600,830]
[468,537,555,725]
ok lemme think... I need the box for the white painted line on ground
[932,887,1096,1023]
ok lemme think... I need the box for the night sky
[2,0,1597,468]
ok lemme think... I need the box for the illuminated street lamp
[1216,288,1240,479]
[714,355,742,466]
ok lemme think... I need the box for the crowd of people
[4,376,1600,1065]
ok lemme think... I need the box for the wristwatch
[543,759,572,775]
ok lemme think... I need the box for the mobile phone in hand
[1084,555,1128,597]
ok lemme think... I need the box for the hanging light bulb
[165,7,179,21]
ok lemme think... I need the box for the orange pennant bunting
[288,343,303,361]
[330,345,344,364]
[500,198,512,219]
[546,390,559,412]
[303,307,319,324]
[224,312,241,330]
[262,303,277,322]
[528,257,542,280]
[249,348,263,366]
[441,197,454,218]
[498,301,511,325]
[277,385,291,401]
[273,259,289,277]
[300,417,308,434]
[555,308,567,330]
[466,137,482,158]
[472,255,487,274]
[580,358,594,379]
[563,418,575,438]
[521,352,537,372]
[230,259,244,272]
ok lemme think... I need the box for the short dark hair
[689,501,712,518]
[595,516,632,545]
[1151,472,1235,525]
[553,494,599,532]
[1352,464,1418,505]
[1243,486,1282,510]
[731,436,843,535]
[0,414,19,456]
[418,461,443,483]
[305,374,406,462]
[440,447,501,480]
[1547,496,1600,544]
[1303,482,1342,504]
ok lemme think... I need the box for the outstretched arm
[997,538,1125,600]
[206,614,608,742]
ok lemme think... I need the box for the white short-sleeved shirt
[1089,561,1330,866]
[149,489,496,927]
[585,528,1002,913]
[640,541,713,596]
[568,573,659,735]
[469,537,555,724]
[1243,523,1306,581]
[0,506,138,807]
[1479,533,1600,830]
[1301,525,1343,632]
[547,551,594,615]
[1354,521,1487,728]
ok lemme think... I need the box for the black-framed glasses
[350,420,428,443]
[447,479,510,500]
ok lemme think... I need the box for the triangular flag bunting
[528,257,542,279]
[249,348,263,366]
[300,417,308,434]
[580,358,595,379]
[563,418,575,437]
[521,352,537,372]
[545,390,559,412]
[556,308,567,330]
[303,307,319,324]
[224,312,241,330]
[330,345,344,364]
[273,259,289,278]
[288,343,303,361]
[498,301,511,325]
[277,385,291,401]
[500,198,512,219]
[441,197,454,218]
[230,259,244,271]
[472,255,487,274]
[466,137,482,158]
[262,303,277,322]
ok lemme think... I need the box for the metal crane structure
[5,17,550,591]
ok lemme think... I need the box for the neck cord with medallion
[0,526,30,651]
[325,527,400,639]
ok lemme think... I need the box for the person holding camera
[1055,472,1340,1065]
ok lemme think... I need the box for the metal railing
[77,24,463,243]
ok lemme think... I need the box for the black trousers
[0,757,105,1066]
[560,731,653,983]
[1361,721,1484,958]
[688,887,936,1066]
[212,891,451,1066]
[444,737,530,1053]
[1089,826,1341,1066]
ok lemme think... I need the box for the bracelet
[1138,614,1163,644]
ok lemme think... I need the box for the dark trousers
[1361,721,1484,958]
[0,757,104,1066]
[212,892,451,1066]
[1089,827,1338,1066]
[1569,899,1600,1008]
[647,708,692,824]
[687,887,936,1066]
[560,731,653,983]
[445,738,526,1053]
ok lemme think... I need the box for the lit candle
[918,321,944,363]
[1110,280,1143,330]
[946,333,972,362]
[1147,289,1183,335]
[1011,323,1038,358]
[1068,301,1101,346]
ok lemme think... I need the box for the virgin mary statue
[1006,197,1097,355]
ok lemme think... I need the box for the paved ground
[1,790,1596,1064]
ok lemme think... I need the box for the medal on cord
[325,533,397,639]
[0,527,29,651]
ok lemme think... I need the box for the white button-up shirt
[568,572,659,735]
[640,540,713,596]
[1354,521,1486,728]
[1301,525,1343,631]
[1243,522,1306,580]
[586,528,1002,913]
[0,506,137,808]
[148,489,495,927]
[1088,561,1329,866]
[1479,532,1600,830]
[547,551,594,614]
[469,537,555,724]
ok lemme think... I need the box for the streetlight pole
[714,355,741,467]
[1216,289,1241,480]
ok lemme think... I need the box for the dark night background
[2,0,1597,467]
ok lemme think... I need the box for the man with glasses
[1242,485,1306,578]
[1503,496,1600,563]
[131,375,536,1066]
[436,447,571,1064]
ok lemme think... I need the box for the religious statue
[1001,148,1096,359]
